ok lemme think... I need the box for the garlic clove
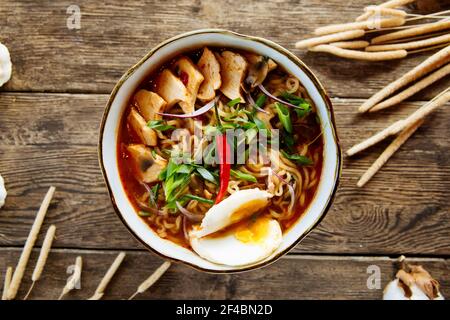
[383,279,409,300]
[0,174,6,208]
[383,258,445,300]
[0,43,12,87]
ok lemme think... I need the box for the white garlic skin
[0,42,12,87]
[0,174,6,208]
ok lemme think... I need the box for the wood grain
[0,0,448,98]
[0,248,448,300]
[0,0,449,300]
[0,93,448,255]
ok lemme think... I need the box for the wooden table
[0,0,448,300]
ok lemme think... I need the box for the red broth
[117,47,323,248]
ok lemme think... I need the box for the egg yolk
[230,199,268,223]
[234,216,271,243]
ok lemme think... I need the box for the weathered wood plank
[0,93,448,255]
[0,248,448,300]
[0,0,448,97]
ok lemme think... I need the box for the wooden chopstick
[309,45,407,61]
[88,252,126,300]
[348,88,450,156]
[6,186,56,300]
[371,20,450,44]
[365,34,450,52]
[357,119,424,187]
[1,267,13,300]
[359,45,450,113]
[59,256,83,300]
[370,63,450,112]
[128,261,171,300]
[23,225,57,300]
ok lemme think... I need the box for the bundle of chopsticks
[295,0,450,61]
[347,41,450,187]
[349,84,449,187]
[296,0,450,187]
[1,187,171,300]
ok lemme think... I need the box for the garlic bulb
[0,43,12,87]
[0,174,6,208]
[383,258,444,300]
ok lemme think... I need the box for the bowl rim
[98,28,342,274]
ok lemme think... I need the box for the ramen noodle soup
[117,47,323,266]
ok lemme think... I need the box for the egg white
[190,218,282,266]
[191,188,272,239]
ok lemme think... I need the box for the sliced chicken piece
[134,89,167,122]
[197,47,221,101]
[216,51,248,102]
[243,53,277,88]
[128,108,157,146]
[126,144,167,183]
[174,57,204,113]
[267,59,277,72]
[155,69,189,111]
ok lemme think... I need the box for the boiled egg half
[189,188,283,266]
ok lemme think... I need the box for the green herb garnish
[204,125,220,136]
[221,123,239,130]
[253,117,266,130]
[281,150,313,165]
[138,211,153,217]
[282,129,295,151]
[160,159,194,206]
[164,173,192,204]
[275,102,293,133]
[175,164,192,175]
[255,94,267,108]
[147,120,175,131]
[230,169,257,183]
[241,122,257,130]
[245,128,258,143]
[281,92,312,118]
[195,167,217,184]
[151,183,160,198]
[149,183,160,206]
[227,97,241,107]
[281,92,307,105]
[182,194,214,205]
[214,101,222,130]
[295,103,312,118]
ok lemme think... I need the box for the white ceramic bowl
[99,29,342,273]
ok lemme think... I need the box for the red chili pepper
[215,133,231,204]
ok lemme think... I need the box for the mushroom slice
[216,51,248,102]
[126,144,167,183]
[197,48,221,101]
[155,69,189,110]
[174,57,204,114]
[134,90,167,122]
[243,53,277,89]
[127,108,157,146]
